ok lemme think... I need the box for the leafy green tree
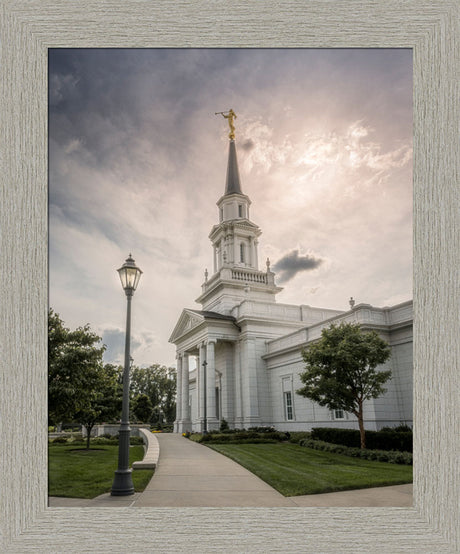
[297,322,391,448]
[74,363,122,449]
[132,393,153,423]
[48,309,106,425]
[130,364,176,424]
[161,369,177,423]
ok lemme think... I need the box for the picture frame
[1,1,458,552]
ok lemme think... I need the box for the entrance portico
[171,309,241,433]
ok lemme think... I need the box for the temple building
[170,112,413,434]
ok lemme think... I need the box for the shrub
[197,431,285,444]
[287,432,311,443]
[394,424,412,433]
[248,426,276,433]
[311,427,412,452]
[299,438,412,465]
[130,436,144,445]
[52,436,68,444]
[219,419,229,432]
[92,437,118,445]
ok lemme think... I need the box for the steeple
[225,140,242,195]
[195,111,283,314]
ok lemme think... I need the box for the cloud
[241,138,255,152]
[101,326,164,367]
[273,250,324,283]
[101,328,138,365]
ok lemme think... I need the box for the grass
[49,444,154,498]
[208,442,412,496]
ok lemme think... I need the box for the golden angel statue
[215,109,237,139]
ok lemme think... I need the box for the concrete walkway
[133,433,295,507]
[49,434,413,508]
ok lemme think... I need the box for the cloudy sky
[49,48,413,368]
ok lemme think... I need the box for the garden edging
[132,428,160,470]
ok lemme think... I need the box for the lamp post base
[111,469,135,496]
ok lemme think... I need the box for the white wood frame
[0,1,458,551]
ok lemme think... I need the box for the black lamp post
[202,360,207,433]
[111,254,142,496]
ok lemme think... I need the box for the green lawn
[208,443,412,496]
[49,445,154,498]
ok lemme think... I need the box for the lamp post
[202,360,207,433]
[111,254,142,496]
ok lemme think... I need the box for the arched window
[238,204,243,218]
[240,242,245,263]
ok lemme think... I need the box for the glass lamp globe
[117,254,142,292]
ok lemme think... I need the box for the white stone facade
[170,138,413,434]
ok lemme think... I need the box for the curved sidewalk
[132,433,296,507]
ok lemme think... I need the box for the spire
[225,140,243,195]
[216,109,243,196]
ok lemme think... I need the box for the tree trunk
[357,402,366,449]
[85,424,93,449]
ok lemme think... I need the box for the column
[199,343,206,432]
[234,236,239,265]
[248,237,253,267]
[206,340,218,431]
[241,337,261,427]
[234,341,243,428]
[213,246,217,273]
[175,353,182,433]
[181,353,190,429]
[254,239,259,269]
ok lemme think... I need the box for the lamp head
[117,254,142,294]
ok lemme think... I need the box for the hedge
[299,438,412,465]
[311,427,412,453]
[195,431,286,444]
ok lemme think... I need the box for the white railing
[231,269,268,284]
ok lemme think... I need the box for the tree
[48,309,106,425]
[297,322,391,448]
[130,364,176,424]
[132,393,153,423]
[74,363,122,449]
[161,369,177,423]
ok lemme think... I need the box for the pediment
[169,309,205,343]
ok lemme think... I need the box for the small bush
[287,432,311,444]
[92,437,118,445]
[248,426,276,433]
[219,419,229,432]
[394,424,412,433]
[299,438,412,465]
[130,436,144,445]
[52,436,68,444]
[198,430,285,444]
[311,427,412,453]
